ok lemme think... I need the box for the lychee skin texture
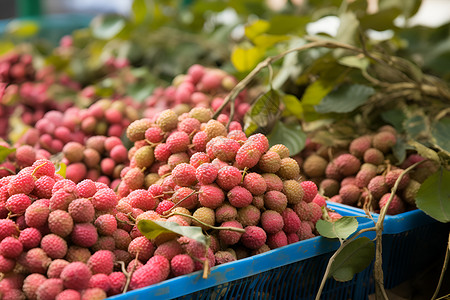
[6,193,31,215]
[166,131,190,154]
[172,163,197,187]
[235,143,262,169]
[334,154,361,177]
[71,223,98,248]
[282,208,301,233]
[216,166,242,191]
[349,135,372,158]
[9,173,35,195]
[109,272,126,295]
[385,169,410,190]
[261,210,284,234]
[300,181,318,203]
[36,278,64,300]
[215,203,238,223]
[368,175,389,199]
[227,186,253,208]
[372,131,397,153]
[196,163,218,185]
[339,184,361,205]
[154,240,183,261]
[68,198,95,223]
[262,173,283,192]
[128,236,155,262]
[243,173,267,196]
[218,220,243,245]
[130,255,170,290]
[60,262,92,290]
[264,190,288,213]
[22,273,47,300]
[267,231,288,249]
[48,210,74,238]
[283,180,304,205]
[379,193,406,215]
[19,227,42,250]
[41,234,68,259]
[363,148,385,165]
[47,259,70,278]
[198,184,225,209]
[237,205,261,227]
[302,154,328,178]
[23,248,51,274]
[277,158,300,180]
[172,187,198,210]
[241,226,267,250]
[0,236,23,258]
[87,250,115,275]
[170,254,195,277]
[92,188,118,211]
[258,151,281,173]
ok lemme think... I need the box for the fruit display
[298,126,440,215]
[0,0,449,299]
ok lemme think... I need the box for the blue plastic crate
[109,205,373,300]
[326,202,449,295]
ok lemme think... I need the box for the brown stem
[123,252,140,294]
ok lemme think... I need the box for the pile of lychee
[0,104,339,299]
[299,126,439,215]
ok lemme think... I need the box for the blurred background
[1,0,450,27]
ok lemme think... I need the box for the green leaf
[337,56,370,70]
[282,94,303,119]
[359,7,401,31]
[56,162,67,178]
[381,109,406,132]
[335,12,359,46]
[315,84,375,113]
[127,83,154,103]
[91,15,127,40]
[132,0,147,24]
[266,121,306,156]
[0,146,15,163]
[316,217,358,240]
[416,167,450,223]
[6,20,39,38]
[432,117,450,153]
[231,45,265,72]
[392,136,408,164]
[329,237,375,282]
[244,89,281,136]
[138,220,207,245]
[408,140,440,163]
[404,114,428,140]
[300,64,349,106]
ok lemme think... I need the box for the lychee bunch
[298,125,435,215]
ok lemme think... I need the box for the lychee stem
[203,258,210,279]
[163,190,198,215]
[123,251,140,294]
[167,212,246,233]
[31,162,46,177]
[0,167,15,175]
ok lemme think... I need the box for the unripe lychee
[258,151,281,173]
[127,118,152,141]
[372,131,396,153]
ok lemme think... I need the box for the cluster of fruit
[143,64,250,122]
[300,126,438,214]
[0,102,338,299]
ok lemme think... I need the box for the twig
[163,190,197,215]
[315,227,376,300]
[431,232,450,300]
[123,251,140,293]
